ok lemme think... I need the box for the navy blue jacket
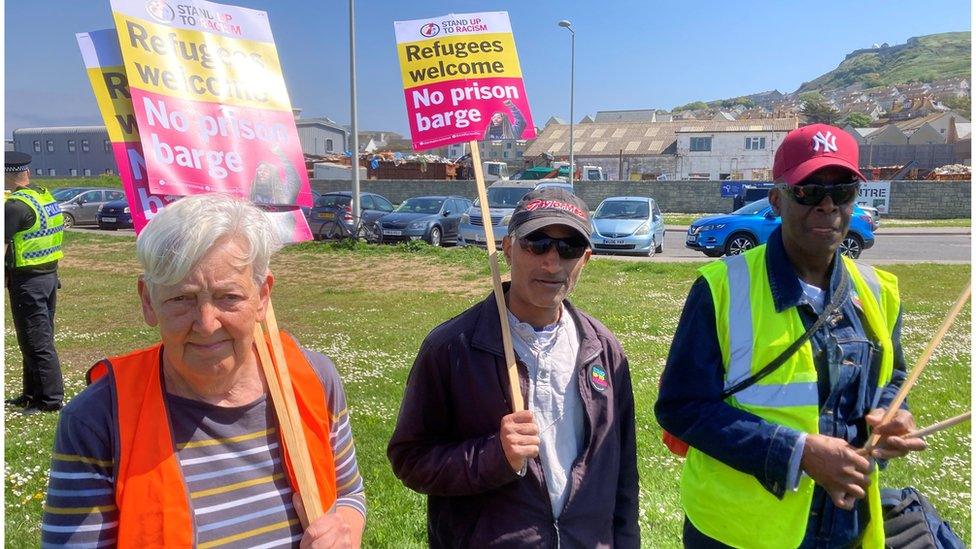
[656,227,907,548]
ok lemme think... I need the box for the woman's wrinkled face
[139,238,271,387]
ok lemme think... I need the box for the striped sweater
[41,349,365,548]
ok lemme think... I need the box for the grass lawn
[880,218,972,229]
[5,234,971,547]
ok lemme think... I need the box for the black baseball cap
[508,188,592,246]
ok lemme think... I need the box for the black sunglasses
[518,231,589,259]
[780,181,860,206]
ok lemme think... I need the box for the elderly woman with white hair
[41,195,366,548]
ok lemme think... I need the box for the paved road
[595,227,971,265]
[69,227,971,265]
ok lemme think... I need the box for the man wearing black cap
[656,124,924,548]
[389,188,640,547]
[5,151,65,414]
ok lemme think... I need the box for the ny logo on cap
[812,131,838,153]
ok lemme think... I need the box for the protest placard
[394,12,536,150]
[77,27,312,242]
[109,0,312,206]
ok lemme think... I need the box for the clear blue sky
[4,0,971,138]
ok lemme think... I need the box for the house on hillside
[894,111,970,141]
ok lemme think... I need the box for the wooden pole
[905,411,971,440]
[863,282,971,453]
[470,140,524,412]
[253,300,325,522]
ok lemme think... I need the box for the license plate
[102,217,116,223]
[317,211,335,220]
[686,234,698,243]
[606,239,625,245]
[383,229,402,236]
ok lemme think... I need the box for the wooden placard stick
[470,141,524,412]
[904,411,971,440]
[857,411,971,457]
[863,282,971,453]
[253,301,325,522]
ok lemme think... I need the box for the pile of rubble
[926,164,972,180]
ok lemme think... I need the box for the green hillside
[798,32,971,93]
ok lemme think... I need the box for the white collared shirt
[508,306,583,517]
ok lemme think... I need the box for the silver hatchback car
[590,196,666,256]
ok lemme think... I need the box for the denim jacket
[656,227,907,548]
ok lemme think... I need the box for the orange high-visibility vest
[88,331,337,546]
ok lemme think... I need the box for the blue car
[590,197,666,256]
[376,196,472,246]
[686,198,875,259]
[96,199,134,230]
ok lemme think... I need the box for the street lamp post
[558,20,575,185]
[350,0,360,223]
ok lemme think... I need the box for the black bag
[881,487,965,549]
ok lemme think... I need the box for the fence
[310,179,971,219]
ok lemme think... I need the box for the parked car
[458,180,537,248]
[57,187,126,228]
[307,191,394,240]
[96,198,133,230]
[590,196,666,256]
[301,190,322,221]
[376,196,472,246]
[52,187,90,202]
[685,198,875,259]
[534,180,574,195]
[858,204,881,230]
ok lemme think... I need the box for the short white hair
[137,194,282,294]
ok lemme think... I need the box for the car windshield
[396,198,444,214]
[595,200,648,220]
[315,194,351,208]
[734,198,771,215]
[53,188,85,201]
[483,187,531,208]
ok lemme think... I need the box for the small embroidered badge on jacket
[589,364,609,392]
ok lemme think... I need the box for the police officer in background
[5,152,65,414]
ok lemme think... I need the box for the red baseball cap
[773,124,866,186]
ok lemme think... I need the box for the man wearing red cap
[656,124,926,548]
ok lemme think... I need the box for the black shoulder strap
[719,264,850,400]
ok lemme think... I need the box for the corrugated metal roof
[524,117,798,157]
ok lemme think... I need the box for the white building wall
[675,131,787,180]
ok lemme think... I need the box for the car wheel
[62,213,75,229]
[724,233,757,256]
[840,233,863,259]
[655,235,664,254]
[428,226,442,247]
[647,237,656,257]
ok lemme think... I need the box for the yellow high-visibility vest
[682,246,900,548]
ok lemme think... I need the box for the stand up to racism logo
[394,12,536,150]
